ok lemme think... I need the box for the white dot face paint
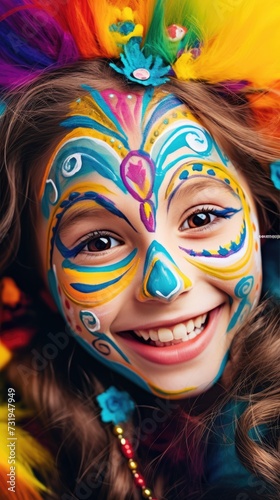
[37,88,262,399]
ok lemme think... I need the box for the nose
[139,241,192,302]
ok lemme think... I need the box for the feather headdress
[0,0,280,142]
[0,0,280,88]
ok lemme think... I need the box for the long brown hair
[1,60,280,498]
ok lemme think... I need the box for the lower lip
[117,306,223,365]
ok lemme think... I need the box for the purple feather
[0,0,79,90]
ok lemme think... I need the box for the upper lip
[116,304,223,333]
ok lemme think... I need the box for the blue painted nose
[141,241,192,301]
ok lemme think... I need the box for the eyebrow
[166,177,239,210]
[58,207,109,238]
[57,191,138,238]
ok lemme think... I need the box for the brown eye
[86,236,121,252]
[181,212,215,230]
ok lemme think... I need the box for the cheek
[49,251,136,364]
[52,248,139,307]
[182,198,261,281]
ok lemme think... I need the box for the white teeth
[138,330,150,340]
[173,323,186,339]
[188,331,196,340]
[158,328,174,342]
[194,316,202,328]
[149,329,159,341]
[186,319,194,333]
[134,312,208,345]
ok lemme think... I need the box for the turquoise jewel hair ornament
[110,38,170,86]
[96,386,135,424]
[270,161,280,190]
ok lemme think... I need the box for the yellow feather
[88,0,156,57]
[0,344,12,370]
[174,0,280,86]
[0,405,54,499]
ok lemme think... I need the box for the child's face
[38,88,262,398]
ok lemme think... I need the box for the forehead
[40,88,229,190]
[40,87,237,223]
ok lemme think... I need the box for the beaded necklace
[96,386,157,500]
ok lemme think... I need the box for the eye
[84,233,122,253]
[181,210,217,230]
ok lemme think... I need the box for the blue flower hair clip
[270,161,280,190]
[96,386,135,425]
[110,38,170,87]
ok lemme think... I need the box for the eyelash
[72,206,237,258]
[180,206,235,232]
[73,230,122,257]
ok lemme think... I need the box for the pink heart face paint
[38,88,262,399]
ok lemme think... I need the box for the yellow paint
[39,127,127,200]
[166,161,254,281]
[150,382,197,398]
[61,258,140,307]
[46,183,117,270]
[144,107,200,154]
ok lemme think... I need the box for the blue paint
[218,246,229,256]
[180,212,245,259]
[81,85,129,140]
[141,87,154,125]
[224,178,230,184]
[79,310,130,363]
[71,271,129,293]
[53,192,136,260]
[229,241,239,251]
[141,94,183,148]
[41,138,126,219]
[156,127,213,173]
[60,200,69,208]
[41,180,59,219]
[207,169,216,176]
[71,331,152,393]
[61,115,129,150]
[63,249,137,273]
[192,163,203,171]
[69,192,80,200]
[179,170,189,179]
[227,276,254,331]
[80,310,99,331]
[146,260,181,300]
[47,269,63,315]
[143,241,183,300]
[212,351,229,385]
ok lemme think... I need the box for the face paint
[38,88,262,399]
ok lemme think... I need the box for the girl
[0,1,279,499]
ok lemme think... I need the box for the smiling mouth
[122,313,208,347]
[116,306,222,365]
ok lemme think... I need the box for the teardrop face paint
[38,88,262,399]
